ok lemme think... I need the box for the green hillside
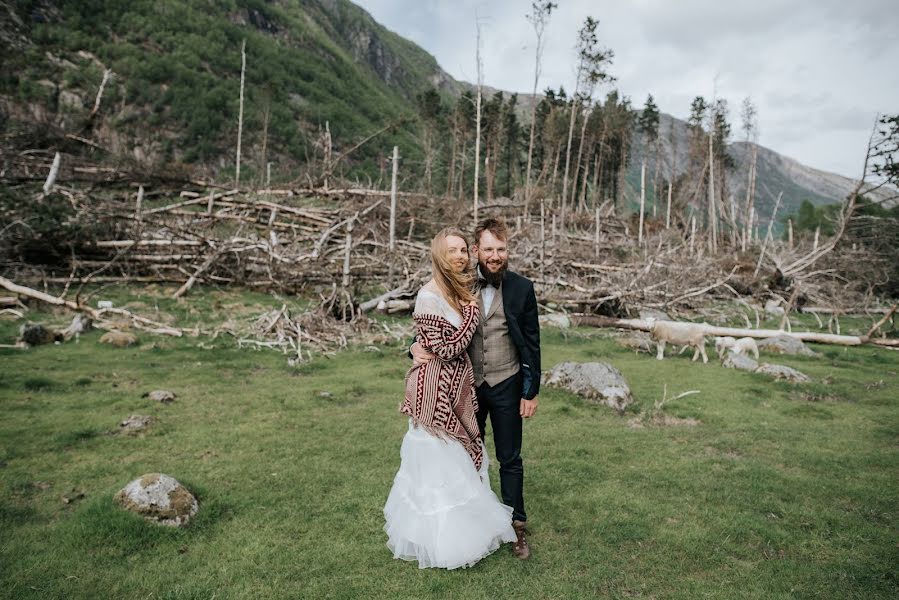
[1,1,882,219]
[1,0,451,178]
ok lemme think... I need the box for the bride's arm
[415,299,479,361]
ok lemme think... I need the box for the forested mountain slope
[1,0,886,219]
[1,0,457,178]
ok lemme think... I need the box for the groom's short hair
[475,217,508,245]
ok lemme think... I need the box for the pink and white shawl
[401,303,483,469]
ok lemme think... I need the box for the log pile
[1,150,896,344]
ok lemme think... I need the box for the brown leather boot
[511,520,530,559]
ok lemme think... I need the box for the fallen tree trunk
[568,314,899,348]
[359,285,414,313]
[0,276,183,336]
[1,275,85,313]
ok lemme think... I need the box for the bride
[384,227,517,569]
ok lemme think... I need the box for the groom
[413,217,541,559]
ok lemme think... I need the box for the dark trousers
[476,372,526,522]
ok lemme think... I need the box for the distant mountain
[627,113,895,223]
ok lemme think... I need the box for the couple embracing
[383,217,541,569]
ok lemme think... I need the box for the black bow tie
[478,277,500,289]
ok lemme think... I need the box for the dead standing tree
[235,39,246,188]
[472,16,486,229]
[523,1,557,214]
[779,116,891,278]
[740,97,760,252]
[560,17,615,231]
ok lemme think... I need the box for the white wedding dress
[384,290,517,569]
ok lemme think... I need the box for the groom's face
[473,230,508,278]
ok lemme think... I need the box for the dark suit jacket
[499,269,541,400]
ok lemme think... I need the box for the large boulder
[545,362,633,413]
[722,352,759,371]
[754,363,811,383]
[115,473,198,527]
[758,334,821,357]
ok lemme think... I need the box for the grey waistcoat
[468,283,520,387]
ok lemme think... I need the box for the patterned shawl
[401,303,483,470]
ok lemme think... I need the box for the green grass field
[1,288,897,599]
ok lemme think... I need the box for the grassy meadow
[0,286,897,599]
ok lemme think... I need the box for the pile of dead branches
[1,149,896,324]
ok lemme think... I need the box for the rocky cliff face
[313,0,463,99]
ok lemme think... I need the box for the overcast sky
[354,0,897,179]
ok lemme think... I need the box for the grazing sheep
[732,337,760,360]
[715,335,760,360]
[714,336,737,359]
[646,318,708,364]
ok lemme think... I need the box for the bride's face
[444,235,469,274]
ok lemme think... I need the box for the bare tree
[560,17,614,230]
[740,97,759,251]
[523,1,557,213]
[473,18,484,228]
[782,116,894,276]
[235,39,246,188]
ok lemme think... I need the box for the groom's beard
[479,258,507,287]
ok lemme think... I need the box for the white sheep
[714,336,760,360]
[646,318,708,363]
[732,337,759,359]
[714,336,737,359]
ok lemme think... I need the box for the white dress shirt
[478,266,497,315]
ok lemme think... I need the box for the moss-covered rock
[114,473,198,527]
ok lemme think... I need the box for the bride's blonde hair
[431,227,477,313]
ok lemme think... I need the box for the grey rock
[758,334,821,357]
[545,362,633,413]
[144,390,175,403]
[539,313,571,329]
[722,352,759,371]
[616,333,655,354]
[61,489,85,504]
[764,300,785,316]
[118,415,153,434]
[115,473,198,527]
[755,363,811,383]
[639,309,670,321]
